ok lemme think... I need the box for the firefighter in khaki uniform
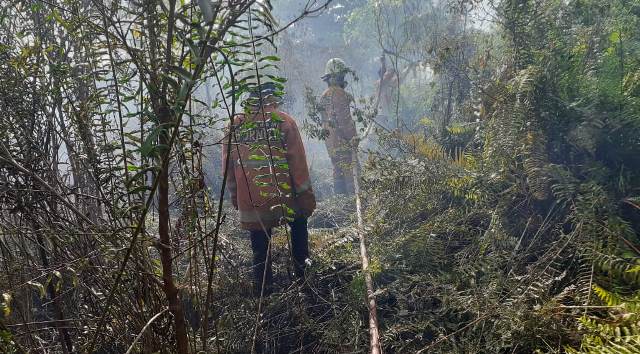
[319,58,357,195]
[222,82,316,295]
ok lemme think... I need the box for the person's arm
[341,91,357,141]
[282,114,316,216]
[222,121,238,209]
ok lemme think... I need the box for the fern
[592,253,640,287]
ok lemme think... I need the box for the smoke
[270,0,386,199]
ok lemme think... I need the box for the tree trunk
[352,145,382,354]
[443,81,453,137]
[33,224,73,354]
[157,105,189,354]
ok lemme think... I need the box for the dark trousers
[249,217,310,295]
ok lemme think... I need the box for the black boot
[289,217,310,279]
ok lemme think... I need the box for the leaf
[128,185,152,194]
[170,66,193,83]
[161,73,180,91]
[626,264,640,273]
[139,123,171,157]
[67,267,79,288]
[140,133,158,157]
[1,293,11,317]
[27,281,46,299]
[270,112,284,123]
[177,82,191,104]
[419,117,434,126]
[284,204,295,216]
[241,121,257,129]
[186,39,202,65]
[610,31,620,43]
[249,154,267,161]
[52,271,62,292]
[50,9,71,32]
[266,75,287,83]
[259,55,280,62]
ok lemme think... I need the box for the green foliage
[0,0,290,352]
[354,0,640,352]
[566,285,640,353]
[302,86,330,140]
[0,327,18,354]
[2,0,640,352]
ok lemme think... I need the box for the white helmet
[323,58,349,78]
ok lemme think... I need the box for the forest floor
[204,196,376,353]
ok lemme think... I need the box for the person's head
[321,58,349,88]
[384,68,397,80]
[244,82,282,110]
[323,73,347,88]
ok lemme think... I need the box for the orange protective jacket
[222,108,316,230]
[319,86,357,156]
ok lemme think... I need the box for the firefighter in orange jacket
[319,58,357,195]
[375,60,399,129]
[222,82,316,295]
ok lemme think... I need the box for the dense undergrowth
[367,1,640,350]
[1,0,640,353]
[225,0,640,352]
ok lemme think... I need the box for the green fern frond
[593,285,625,307]
[575,336,640,354]
[446,122,476,135]
[593,253,640,286]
